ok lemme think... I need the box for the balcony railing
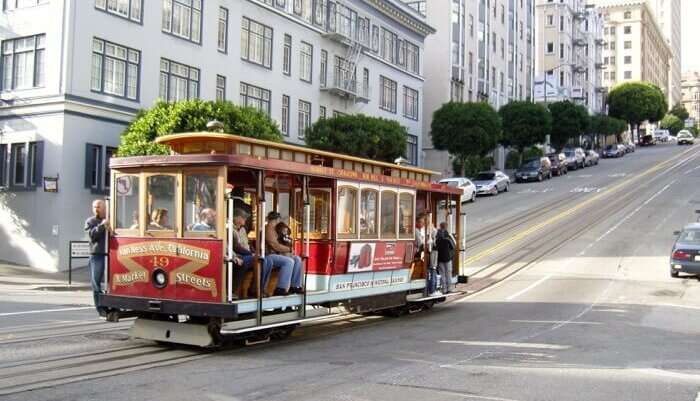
[320,70,370,103]
[323,5,370,48]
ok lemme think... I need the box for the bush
[523,146,544,160]
[505,151,521,169]
[118,100,283,156]
[305,114,407,162]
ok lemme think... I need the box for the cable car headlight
[152,269,168,289]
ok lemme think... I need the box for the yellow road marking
[463,147,700,266]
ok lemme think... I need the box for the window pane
[380,191,396,238]
[12,144,25,185]
[115,175,140,230]
[298,189,330,236]
[360,189,378,238]
[399,193,414,237]
[337,186,357,237]
[185,173,218,232]
[147,175,176,231]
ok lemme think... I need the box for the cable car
[100,128,463,347]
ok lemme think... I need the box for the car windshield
[441,181,460,187]
[522,160,540,168]
[564,151,575,157]
[605,145,615,150]
[475,173,495,180]
[678,229,700,244]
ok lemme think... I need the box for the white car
[439,177,477,203]
[677,130,695,145]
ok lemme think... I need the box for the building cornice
[362,0,436,37]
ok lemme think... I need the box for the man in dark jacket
[435,222,456,294]
[85,199,110,316]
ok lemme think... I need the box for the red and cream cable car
[101,130,463,346]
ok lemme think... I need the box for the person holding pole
[85,199,110,316]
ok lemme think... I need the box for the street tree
[607,82,668,138]
[547,101,590,149]
[431,102,501,176]
[118,100,282,156]
[499,101,551,163]
[660,114,684,136]
[305,114,407,162]
[669,103,690,122]
[589,115,628,142]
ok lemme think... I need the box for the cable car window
[115,174,140,231]
[278,192,290,225]
[185,173,218,233]
[399,192,414,238]
[296,189,330,238]
[360,189,378,239]
[380,190,397,239]
[337,186,358,238]
[147,175,176,231]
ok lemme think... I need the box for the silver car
[670,223,700,277]
[472,171,510,196]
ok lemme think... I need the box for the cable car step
[130,318,216,347]
[220,312,340,335]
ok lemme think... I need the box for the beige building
[534,0,605,114]
[405,0,535,175]
[646,0,682,107]
[597,1,672,100]
[681,71,700,124]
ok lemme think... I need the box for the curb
[30,285,92,292]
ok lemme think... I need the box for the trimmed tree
[669,103,690,122]
[660,114,684,136]
[431,102,501,176]
[118,100,282,156]
[548,101,590,149]
[499,101,551,163]
[607,82,668,140]
[305,114,407,162]
[589,115,628,143]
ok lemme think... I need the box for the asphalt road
[1,143,699,401]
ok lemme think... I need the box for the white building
[406,0,535,176]
[681,71,700,126]
[0,0,434,272]
[646,0,681,107]
[534,0,605,114]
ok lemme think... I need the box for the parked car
[654,129,671,142]
[624,142,636,153]
[602,144,622,158]
[677,130,695,145]
[584,150,600,166]
[515,157,552,182]
[547,153,567,176]
[563,148,585,170]
[670,223,700,277]
[617,144,628,156]
[640,134,656,146]
[472,171,510,195]
[439,177,477,203]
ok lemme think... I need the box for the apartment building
[597,1,671,99]
[406,0,535,175]
[534,0,605,114]
[641,0,681,107]
[681,71,700,125]
[0,0,434,272]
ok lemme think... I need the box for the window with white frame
[281,95,290,135]
[162,0,202,43]
[381,28,397,64]
[1,34,45,90]
[216,74,226,101]
[320,49,327,86]
[283,34,291,75]
[298,99,311,139]
[299,41,312,83]
[95,0,142,22]
[10,143,25,186]
[159,58,199,101]
[218,6,228,53]
[241,17,273,68]
[91,38,140,100]
[319,105,326,119]
[406,134,418,166]
[403,86,418,120]
[379,75,397,113]
[239,82,271,115]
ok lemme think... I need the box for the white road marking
[505,274,553,300]
[509,320,603,325]
[592,308,627,313]
[657,303,700,311]
[0,306,93,317]
[439,340,570,350]
[695,391,700,401]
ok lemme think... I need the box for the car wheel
[670,269,679,278]
[471,192,476,202]
[504,184,509,192]
[537,173,543,182]
[492,187,498,196]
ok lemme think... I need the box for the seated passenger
[191,208,216,231]
[230,208,260,298]
[264,211,303,296]
[149,208,170,230]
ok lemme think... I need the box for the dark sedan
[547,153,567,176]
[670,223,700,277]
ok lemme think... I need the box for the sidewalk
[0,262,92,291]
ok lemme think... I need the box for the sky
[682,0,700,73]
